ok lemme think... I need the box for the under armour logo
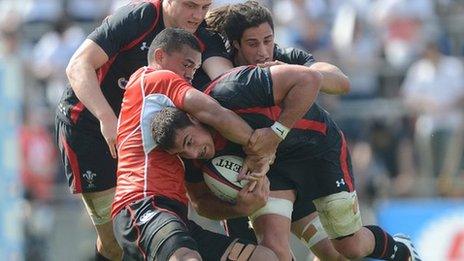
[390,245,398,259]
[336,178,345,187]
[140,42,149,51]
[117,77,128,90]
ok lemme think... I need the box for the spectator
[402,40,464,180]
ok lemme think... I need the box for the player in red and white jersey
[55,1,237,259]
[112,28,279,261]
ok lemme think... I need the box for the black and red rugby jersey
[185,65,341,183]
[205,66,338,155]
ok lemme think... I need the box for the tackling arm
[270,64,322,130]
[186,178,269,220]
[183,88,253,146]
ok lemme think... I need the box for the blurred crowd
[1,0,464,260]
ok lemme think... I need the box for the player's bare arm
[259,60,350,95]
[270,64,322,128]
[183,88,254,146]
[186,177,270,220]
[309,62,351,95]
[242,64,322,179]
[202,56,234,80]
[66,39,118,158]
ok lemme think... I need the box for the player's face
[160,46,201,83]
[234,22,274,66]
[165,0,212,33]
[169,121,215,160]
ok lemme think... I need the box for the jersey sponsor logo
[335,178,345,187]
[83,170,97,189]
[139,210,156,224]
[140,42,149,51]
[117,77,128,90]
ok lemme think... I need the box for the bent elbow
[66,57,80,83]
[306,70,323,93]
[341,75,351,94]
[65,60,74,80]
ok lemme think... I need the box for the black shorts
[114,197,246,261]
[55,116,116,194]
[113,197,197,261]
[268,125,355,221]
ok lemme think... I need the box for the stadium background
[0,0,463,260]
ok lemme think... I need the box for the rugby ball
[202,155,248,203]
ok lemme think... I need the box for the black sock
[365,225,410,260]
[95,246,111,261]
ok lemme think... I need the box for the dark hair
[206,1,273,52]
[151,107,194,150]
[147,28,202,64]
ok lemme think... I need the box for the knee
[261,238,292,261]
[311,239,347,261]
[97,236,122,260]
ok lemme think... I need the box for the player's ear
[232,40,240,51]
[153,48,165,64]
[187,114,199,125]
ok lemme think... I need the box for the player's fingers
[261,178,270,195]
[238,164,249,181]
[269,155,276,165]
[106,139,117,159]
[243,174,261,182]
[248,181,257,192]
[239,182,251,195]
[255,179,266,195]
[112,143,118,158]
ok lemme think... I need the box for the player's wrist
[270,121,290,140]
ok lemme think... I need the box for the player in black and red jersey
[203,1,349,259]
[188,2,420,261]
[152,64,422,261]
[54,1,237,260]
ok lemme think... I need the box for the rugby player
[152,64,422,261]
[204,1,350,259]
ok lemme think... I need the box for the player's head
[151,107,215,159]
[148,28,202,83]
[206,1,274,65]
[162,0,213,33]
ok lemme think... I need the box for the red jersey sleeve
[143,69,192,109]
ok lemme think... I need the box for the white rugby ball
[202,155,248,203]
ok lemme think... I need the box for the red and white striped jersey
[112,66,192,217]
